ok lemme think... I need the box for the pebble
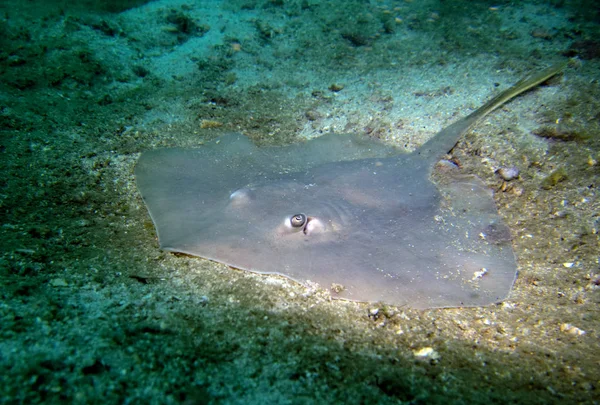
[50,278,68,287]
[497,166,520,181]
[560,323,585,336]
[413,347,440,360]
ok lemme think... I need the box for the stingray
[135,62,566,309]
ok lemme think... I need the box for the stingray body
[135,63,566,309]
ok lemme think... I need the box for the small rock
[560,323,585,336]
[328,83,344,92]
[305,110,321,121]
[413,347,440,360]
[50,278,68,287]
[497,166,519,181]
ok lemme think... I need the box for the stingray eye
[290,214,307,228]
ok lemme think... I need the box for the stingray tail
[417,60,569,166]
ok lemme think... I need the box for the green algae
[541,167,568,189]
